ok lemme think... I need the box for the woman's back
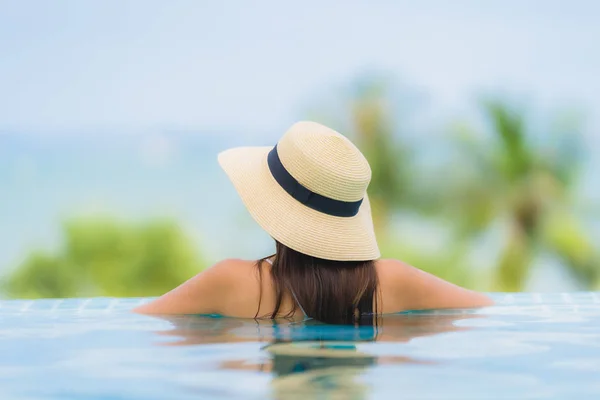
[212,258,491,319]
[134,257,492,318]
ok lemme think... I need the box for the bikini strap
[263,258,309,320]
[289,286,309,319]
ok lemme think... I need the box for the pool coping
[1,293,600,315]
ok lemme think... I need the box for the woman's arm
[389,260,494,311]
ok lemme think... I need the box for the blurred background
[1,0,599,298]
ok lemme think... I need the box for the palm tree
[441,100,598,291]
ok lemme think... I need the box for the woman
[134,121,492,322]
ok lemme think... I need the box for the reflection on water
[152,313,471,399]
[157,312,476,345]
[261,342,377,400]
[3,297,600,399]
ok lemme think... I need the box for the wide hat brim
[218,146,380,261]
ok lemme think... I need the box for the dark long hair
[256,241,379,325]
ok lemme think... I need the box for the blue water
[1,293,600,399]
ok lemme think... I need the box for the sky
[1,0,599,137]
[1,1,599,291]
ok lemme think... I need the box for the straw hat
[218,121,380,261]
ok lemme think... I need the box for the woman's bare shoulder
[209,258,260,276]
[133,258,259,315]
[375,258,413,275]
[375,258,426,285]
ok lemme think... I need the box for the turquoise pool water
[1,293,600,399]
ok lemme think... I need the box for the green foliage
[3,218,205,299]
[5,81,597,297]
[442,99,599,291]
[315,78,598,292]
[542,211,600,287]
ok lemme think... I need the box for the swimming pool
[1,293,599,399]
